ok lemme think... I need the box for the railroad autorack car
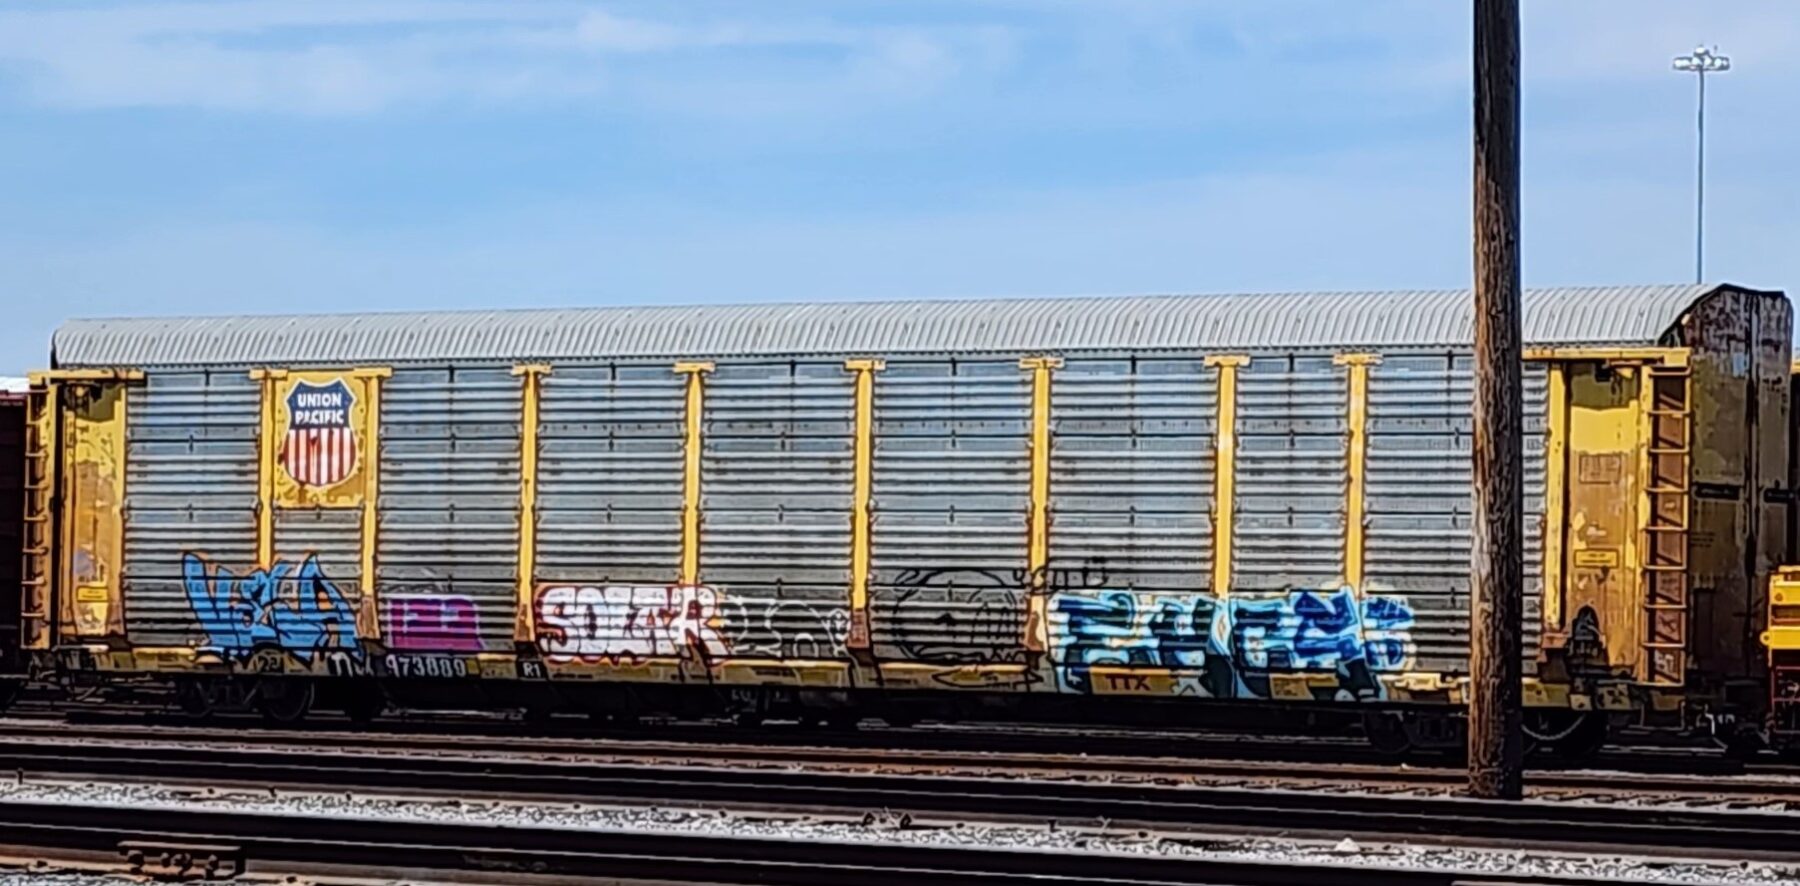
[9,283,1791,754]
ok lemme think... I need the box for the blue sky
[2,1,1797,370]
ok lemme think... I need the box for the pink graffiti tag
[384,596,481,652]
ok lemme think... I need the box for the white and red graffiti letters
[535,585,729,664]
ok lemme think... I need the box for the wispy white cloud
[0,1,1016,114]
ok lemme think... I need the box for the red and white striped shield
[282,378,358,488]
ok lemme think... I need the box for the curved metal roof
[52,284,1734,367]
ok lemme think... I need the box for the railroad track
[0,798,1655,886]
[0,717,1786,803]
[4,726,1800,863]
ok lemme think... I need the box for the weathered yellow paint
[1020,356,1062,654]
[1523,346,1688,367]
[59,382,129,637]
[1543,364,1569,634]
[267,368,389,510]
[29,369,144,384]
[512,364,550,644]
[878,662,1037,690]
[675,362,714,585]
[712,661,854,688]
[254,370,280,566]
[1334,354,1380,591]
[1205,355,1250,596]
[1557,363,1645,677]
[20,381,57,649]
[844,359,884,651]
[357,373,387,641]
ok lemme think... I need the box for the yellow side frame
[1206,355,1249,596]
[1020,356,1061,653]
[844,359,884,651]
[1333,354,1380,591]
[675,362,714,586]
[512,364,551,644]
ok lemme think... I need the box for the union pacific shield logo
[282,379,357,488]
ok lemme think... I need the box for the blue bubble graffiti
[181,553,359,662]
[1049,586,1416,699]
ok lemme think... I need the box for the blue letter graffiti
[1050,586,1415,700]
[181,553,360,663]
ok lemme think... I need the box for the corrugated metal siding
[123,369,260,646]
[1362,356,1548,674]
[377,366,521,652]
[274,507,361,600]
[54,285,1724,368]
[536,364,684,585]
[870,360,1031,664]
[1232,356,1348,590]
[1049,357,1214,593]
[702,362,853,660]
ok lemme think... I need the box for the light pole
[1672,45,1729,284]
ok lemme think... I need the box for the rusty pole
[1469,0,1524,801]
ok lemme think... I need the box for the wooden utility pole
[1469,0,1524,800]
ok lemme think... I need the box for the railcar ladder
[19,384,55,651]
[1641,363,1692,686]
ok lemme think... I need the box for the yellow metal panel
[675,362,714,585]
[512,365,550,643]
[60,382,129,637]
[1205,355,1249,596]
[844,359,884,651]
[1019,356,1062,653]
[1334,354,1380,590]
[28,369,144,383]
[268,369,387,510]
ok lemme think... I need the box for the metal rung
[1643,642,1687,649]
[1644,524,1688,532]
[1644,603,1689,610]
[1643,564,1688,571]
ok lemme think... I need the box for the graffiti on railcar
[180,553,360,665]
[720,597,851,659]
[535,584,729,665]
[1049,585,1416,699]
[384,595,481,653]
[885,558,1110,664]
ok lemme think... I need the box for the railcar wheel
[254,678,315,724]
[174,678,223,718]
[1361,711,1413,757]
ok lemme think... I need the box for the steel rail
[2,738,1799,861]
[0,798,1700,886]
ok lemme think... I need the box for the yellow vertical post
[1542,363,1567,633]
[357,372,387,642]
[1334,354,1380,593]
[844,359,884,651]
[1206,355,1250,597]
[675,362,714,586]
[250,368,286,568]
[1020,356,1062,652]
[511,365,550,643]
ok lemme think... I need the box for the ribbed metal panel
[701,362,853,660]
[376,366,521,653]
[536,364,684,585]
[122,369,260,646]
[1363,355,1549,674]
[54,285,1729,368]
[1232,356,1348,591]
[1049,357,1214,593]
[274,506,362,599]
[869,360,1031,664]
